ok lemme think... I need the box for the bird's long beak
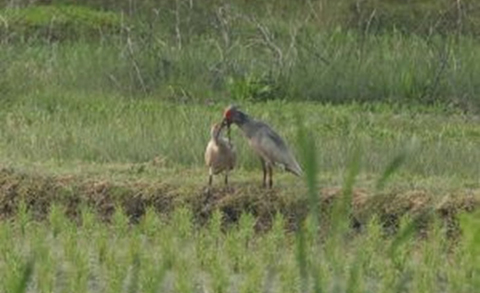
[221,118,229,128]
[222,118,232,144]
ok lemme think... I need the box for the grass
[0,4,123,42]
[0,2,479,292]
[2,23,480,110]
[0,94,479,178]
[0,198,478,292]
[0,97,478,291]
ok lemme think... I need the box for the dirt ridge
[0,168,478,237]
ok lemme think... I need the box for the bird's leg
[261,159,267,188]
[208,167,213,187]
[205,167,213,196]
[267,164,273,188]
[224,170,234,193]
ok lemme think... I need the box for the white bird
[222,105,302,188]
[204,122,237,188]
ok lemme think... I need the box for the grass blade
[376,151,407,191]
[389,209,433,266]
[295,111,319,224]
[295,111,323,293]
[295,225,309,293]
[13,257,35,293]
[127,253,141,293]
[332,146,362,236]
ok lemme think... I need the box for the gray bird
[204,122,237,188]
[222,105,302,188]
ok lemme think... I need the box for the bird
[204,122,237,189]
[222,105,302,188]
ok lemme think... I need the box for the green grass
[0,93,479,180]
[0,93,478,292]
[0,4,123,42]
[0,3,479,292]
[0,201,478,292]
[2,24,480,109]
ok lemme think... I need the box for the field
[1,1,480,292]
[1,98,479,292]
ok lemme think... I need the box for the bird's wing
[217,137,234,151]
[253,124,303,176]
[204,140,216,166]
[217,137,237,169]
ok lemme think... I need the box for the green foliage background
[0,0,480,110]
[0,2,479,291]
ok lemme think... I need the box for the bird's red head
[222,105,244,128]
[223,108,233,121]
[223,105,237,126]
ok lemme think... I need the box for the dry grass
[1,167,477,238]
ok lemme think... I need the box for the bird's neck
[211,130,221,144]
[234,112,250,127]
[237,117,260,139]
[231,112,256,138]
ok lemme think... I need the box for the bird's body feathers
[223,105,303,187]
[205,123,236,187]
[204,137,236,174]
[241,119,302,176]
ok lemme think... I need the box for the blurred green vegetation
[2,0,479,36]
[0,4,478,292]
[0,4,124,42]
[1,200,478,292]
